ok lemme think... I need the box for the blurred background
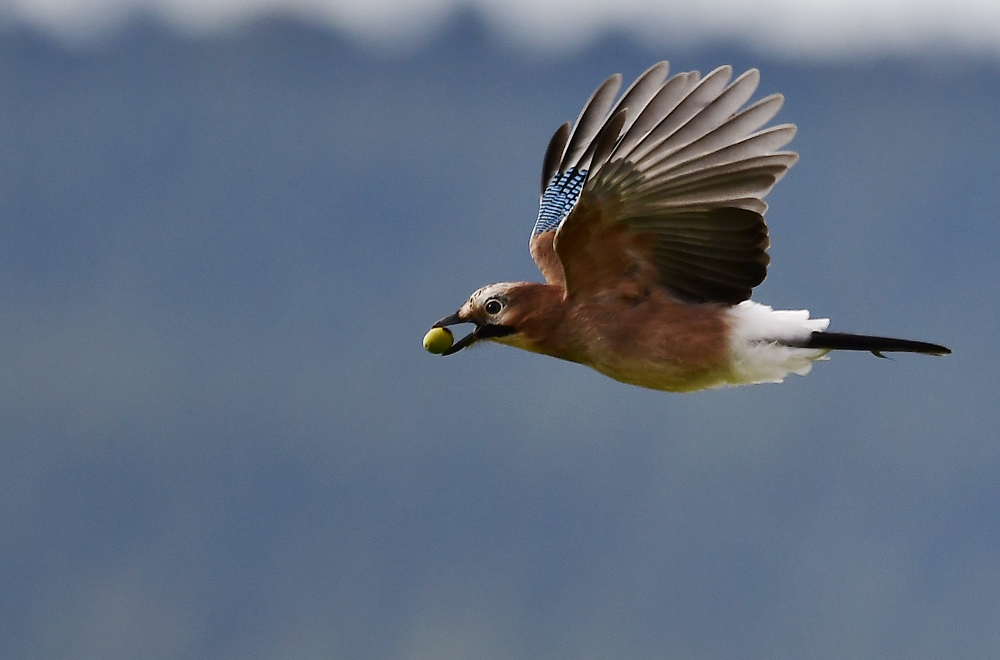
[1,1,998,658]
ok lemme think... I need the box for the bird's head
[430,282,532,355]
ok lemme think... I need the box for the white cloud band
[4,0,1000,56]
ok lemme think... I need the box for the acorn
[423,327,454,354]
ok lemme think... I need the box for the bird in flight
[424,62,949,392]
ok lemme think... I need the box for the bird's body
[490,282,733,391]
[452,281,831,392]
[428,62,949,391]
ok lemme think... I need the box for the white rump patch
[726,300,831,385]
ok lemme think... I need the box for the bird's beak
[432,312,481,355]
[432,312,514,356]
[432,312,464,328]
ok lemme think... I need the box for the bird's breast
[561,294,734,391]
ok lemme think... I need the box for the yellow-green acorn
[423,327,454,354]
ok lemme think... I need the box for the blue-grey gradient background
[1,12,998,659]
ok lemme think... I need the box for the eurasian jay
[426,62,949,392]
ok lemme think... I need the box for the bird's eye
[484,299,503,315]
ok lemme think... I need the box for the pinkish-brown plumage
[439,280,733,392]
[429,62,950,392]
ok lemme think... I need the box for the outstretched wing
[529,62,796,304]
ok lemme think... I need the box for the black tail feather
[794,331,951,357]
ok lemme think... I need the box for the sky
[1,4,998,660]
[3,0,1000,55]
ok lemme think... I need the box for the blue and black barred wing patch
[531,169,588,236]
